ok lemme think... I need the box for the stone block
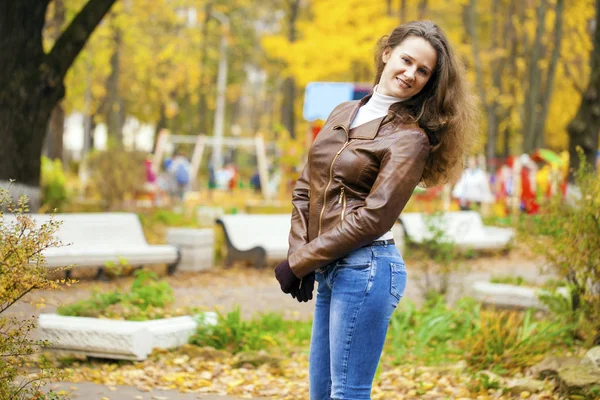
[472,281,569,310]
[38,312,217,361]
[167,228,214,271]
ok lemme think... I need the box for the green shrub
[41,156,69,212]
[189,307,312,354]
[518,150,600,346]
[460,309,572,373]
[57,269,176,321]
[0,186,70,399]
[386,295,572,372]
[490,275,527,286]
[86,148,146,210]
[387,295,480,365]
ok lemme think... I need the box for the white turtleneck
[350,85,406,129]
[349,86,406,242]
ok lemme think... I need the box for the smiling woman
[378,36,437,99]
[274,20,480,400]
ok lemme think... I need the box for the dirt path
[8,244,551,321]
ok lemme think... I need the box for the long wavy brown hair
[374,20,480,187]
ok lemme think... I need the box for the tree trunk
[523,0,547,152]
[535,0,565,148]
[465,0,497,168]
[198,2,212,135]
[418,0,428,19]
[46,103,65,161]
[0,0,117,206]
[567,0,600,181]
[399,0,407,22]
[44,0,66,162]
[106,24,124,145]
[281,0,300,139]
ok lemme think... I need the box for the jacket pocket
[338,187,347,222]
[390,262,407,301]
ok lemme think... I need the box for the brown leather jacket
[287,95,432,278]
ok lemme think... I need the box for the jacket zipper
[338,187,346,222]
[318,126,351,236]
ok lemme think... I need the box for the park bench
[398,211,514,251]
[3,212,181,276]
[216,213,409,268]
[216,214,290,268]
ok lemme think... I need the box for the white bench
[398,211,514,251]
[216,214,408,268]
[3,212,180,276]
[216,214,291,268]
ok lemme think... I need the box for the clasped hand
[274,259,315,302]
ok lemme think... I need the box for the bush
[58,269,177,321]
[86,148,146,210]
[460,309,572,373]
[40,156,69,212]
[518,150,600,346]
[189,307,312,354]
[386,295,572,372]
[0,186,71,399]
[387,295,481,365]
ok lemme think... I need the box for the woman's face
[378,36,438,99]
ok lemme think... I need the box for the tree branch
[47,0,117,81]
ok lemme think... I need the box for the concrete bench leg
[224,246,267,269]
[167,249,182,275]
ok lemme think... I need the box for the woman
[275,20,478,399]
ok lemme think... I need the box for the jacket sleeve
[287,159,311,258]
[288,130,430,278]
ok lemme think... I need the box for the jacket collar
[332,93,399,140]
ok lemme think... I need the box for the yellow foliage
[0,187,72,399]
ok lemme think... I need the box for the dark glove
[274,259,299,294]
[292,272,315,302]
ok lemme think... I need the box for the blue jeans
[309,244,407,400]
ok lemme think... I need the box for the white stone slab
[472,281,569,310]
[38,312,217,361]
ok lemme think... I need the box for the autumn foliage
[0,187,71,399]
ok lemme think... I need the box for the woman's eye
[402,57,410,64]
[419,69,428,76]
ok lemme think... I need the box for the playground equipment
[152,130,274,200]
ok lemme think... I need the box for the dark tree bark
[281,0,300,139]
[567,0,600,180]
[46,104,65,161]
[44,0,67,161]
[0,0,117,203]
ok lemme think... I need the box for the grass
[384,295,574,372]
[190,307,312,354]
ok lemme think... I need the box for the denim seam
[338,267,371,398]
